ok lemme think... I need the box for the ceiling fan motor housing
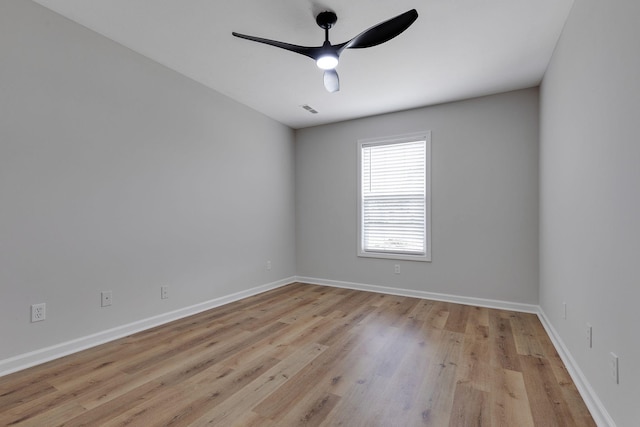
[316,11,337,30]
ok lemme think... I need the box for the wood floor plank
[319,323,394,398]
[267,314,337,361]
[536,337,597,426]
[57,380,166,426]
[443,302,471,333]
[74,371,152,411]
[2,399,86,427]
[457,313,491,392]
[449,382,491,426]
[228,411,277,427]
[380,295,422,327]
[408,329,463,426]
[190,342,327,426]
[314,303,377,347]
[276,391,341,426]
[406,298,437,323]
[424,300,451,329]
[252,329,364,421]
[103,354,280,427]
[510,312,545,358]
[317,289,378,320]
[277,287,344,324]
[367,320,439,423]
[489,309,522,371]
[0,379,57,414]
[489,366,535,427]
[0,283,595,426]
[519,354,579,427]
[320,366,393,427]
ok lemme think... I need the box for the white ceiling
[32,0,574,129]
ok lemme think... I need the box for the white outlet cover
[610,352,619,384]
[101,291,113,307]
[31,303,46,322]
[586,323,592,348]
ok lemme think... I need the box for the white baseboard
[295,276,539,313]
[536,308,616,427]
[0,277,295,377]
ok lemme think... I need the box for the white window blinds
[359,135,430,261]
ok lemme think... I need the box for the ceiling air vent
[301,104,319,114]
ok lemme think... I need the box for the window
[357,132,431,261]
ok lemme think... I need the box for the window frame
[357,131,432,262]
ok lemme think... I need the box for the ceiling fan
[232,9,419,93]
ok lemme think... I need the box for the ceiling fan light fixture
[232,9,418,91]
[316,54,338,70]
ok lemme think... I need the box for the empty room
[1,0,638,426]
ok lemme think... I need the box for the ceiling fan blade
[340,9,418,52]
[232,32,319,60]
[324,69,340,93]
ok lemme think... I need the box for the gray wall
[540,0,640,425]
[296,89,540,304]
[0,1,296,360]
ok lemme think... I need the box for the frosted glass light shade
[316,54,338,70]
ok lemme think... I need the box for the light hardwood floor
[0,283,595,426]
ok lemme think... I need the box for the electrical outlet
[563,302,567,319]
[266,260,272,271]
[585,323,592,348]
[31,303,46,322]
[394,264,400,274]
[101,291,112,307]
[161,286,169,299]
[610,352,619,384]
